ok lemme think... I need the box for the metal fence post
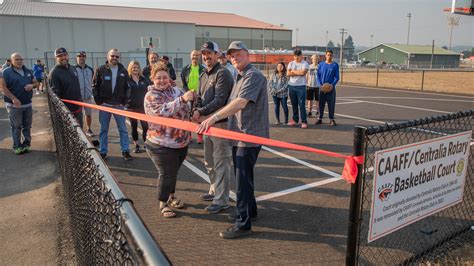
[421,70,425,91]
[375,67,379,87]
[341,66,344,84]
[346,126,367,266]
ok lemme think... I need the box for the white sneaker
[85,130,94,137]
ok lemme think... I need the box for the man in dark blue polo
[1,53,38,154]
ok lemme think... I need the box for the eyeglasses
[110,55,120,58]
[14,59,23,61]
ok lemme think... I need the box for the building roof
[0,0,288,30]
[359,44,460,55]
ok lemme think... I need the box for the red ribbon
[62,99,364,183]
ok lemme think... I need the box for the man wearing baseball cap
[193,41,234,214]
[287,48,310,129]
[197,41,269,239]
[49,47,83,127]
[218,51,238,80]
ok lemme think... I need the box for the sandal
[160,206,177,218]
[167,196,185,209]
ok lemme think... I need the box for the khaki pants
[204,122,232,206]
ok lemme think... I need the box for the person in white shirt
[287,49,309,129]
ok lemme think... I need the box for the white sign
[368,131,471,243]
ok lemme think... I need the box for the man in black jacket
[192,41,234,214]
[49,47,83,127]
[93,48,132,161]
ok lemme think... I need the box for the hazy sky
[45,0,473,47]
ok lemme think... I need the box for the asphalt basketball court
[83,84,473,264]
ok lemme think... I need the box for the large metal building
[358,44,461,69]
[0,0,291,69]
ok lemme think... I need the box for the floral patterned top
[268,73,289,98]
[144,85,191,149]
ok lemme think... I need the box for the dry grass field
[341,70,474,95]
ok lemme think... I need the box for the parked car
[366,62,377,68]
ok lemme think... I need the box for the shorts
[83,98,95,116]
[36,78,43,83]
[306,86,319,101]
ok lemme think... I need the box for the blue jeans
[272,96,289,123]
[99,105,130,154]
[232,146,261,230]
[318,90,336,120]
[288,85,307,123]
[6,105,32,149]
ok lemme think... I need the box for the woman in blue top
[268,62,289,125]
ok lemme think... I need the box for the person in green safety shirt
[181,49,205,143]
[181,50,204,92]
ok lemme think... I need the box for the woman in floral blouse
[145,62,195,218]
[268,62,289,125]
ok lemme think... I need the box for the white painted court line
[182,160,237,201]
[338,96,474,103]
[262,146,341,177]
[255,177,341,202]
[358,100,451,114]
[341,84,474,99]
[127,118,345,202]
[336,100,364,105]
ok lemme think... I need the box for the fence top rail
[366,110,474,135]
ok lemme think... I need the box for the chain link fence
[47,90,170,265]
[349,111,473,265]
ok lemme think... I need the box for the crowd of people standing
[0,41,339,239]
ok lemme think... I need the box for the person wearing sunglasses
[92,48,132,161]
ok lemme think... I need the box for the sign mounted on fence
[368,131,471,243]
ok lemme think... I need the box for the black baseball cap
[293,49,302,56]
[55,47,68,56]
[76,51,86,57]
[200,41,220,53]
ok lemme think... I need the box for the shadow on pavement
[0,148,58,198]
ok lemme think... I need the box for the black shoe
[205,204,230,214]
[307,112,313,117]
[219,226,252,239]
[122,151,133,161]
[227,213,258,222]
[133,145,140,153]
[315,119,322,125]
[199,193,214,201]
[330,119,337,126]
[100,153,108,160]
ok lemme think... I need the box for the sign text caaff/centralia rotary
[368,131,471,242]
